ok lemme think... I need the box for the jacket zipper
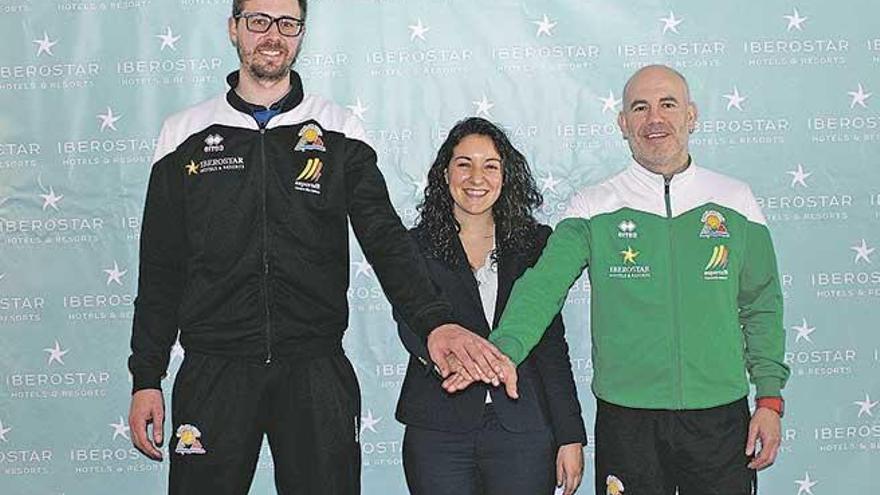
[665,177,683,408]
[259,126,272,365]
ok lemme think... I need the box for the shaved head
[622,64,691,107]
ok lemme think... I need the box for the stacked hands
[426,323,519,398]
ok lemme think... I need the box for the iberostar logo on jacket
[184,156,245,176]
[294,157,323,194]
[609,245,651,279]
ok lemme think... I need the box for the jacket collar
[225,70,305,114]
[627,156,697,193]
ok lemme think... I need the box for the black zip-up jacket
[129,71,453,392]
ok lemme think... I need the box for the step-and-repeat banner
[1,0,878,493]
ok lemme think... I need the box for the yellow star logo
[620,246,639,264]
[185,160,199,175]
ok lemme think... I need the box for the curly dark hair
[415,117,543,268]
[233,0,308,19]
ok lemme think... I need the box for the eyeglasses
[234,12,304,37]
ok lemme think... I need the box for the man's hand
[438,353,475,386]
[427,323,504,383]
[556,442,584,495]
[441,353,519,399]
[746,407,781,470]
[129,389,165,460]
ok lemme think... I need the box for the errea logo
[617,220,637,239]
[204,134,224,153]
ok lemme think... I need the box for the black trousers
[595,397,756,495]
[168,351,361,495]
[402,404,556,495]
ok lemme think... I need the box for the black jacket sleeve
[128,150,187,393]
[394,307,443,379]
[529,226,587,447]
[344,137,453,337]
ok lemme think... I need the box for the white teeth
[464,189,488,197]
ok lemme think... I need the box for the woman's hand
[556,442,584,495]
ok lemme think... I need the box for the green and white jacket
[490,161,790,410]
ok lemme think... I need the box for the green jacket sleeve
[738,221,790,398]
[489,218,591,364]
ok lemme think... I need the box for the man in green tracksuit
[445,65,789,495]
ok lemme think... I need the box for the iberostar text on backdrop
[0,0,878,493]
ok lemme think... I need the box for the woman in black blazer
[395,117,586,495]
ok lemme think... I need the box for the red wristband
[756,397,784,418]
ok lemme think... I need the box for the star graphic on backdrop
[351,257,374,279]
[787,164,812,188]
[472,94,494,118]
[0,420,11,442]
[104,261,127,286]
[40,186,64,211]
[722,86,747,111]
[784,8,808,32]
[790,318,816,343]
[539,171,562,194]
[360,410,382,434]
[186,161,199,175]
[170,339,185,362]
[408,19,430,41]
[854,393,878,418]
[110,416,131,441]
[851,239,875,264]
[621,247,639,264]
[847,83,872,109]
[598,90,622,114]
[44,340,69,366]
[659,12,683,34]
[346,97,369,122]
[156,26,181,51]
[533,14,557,37]
[97,107,122,132]
[33,31,58,56]
[794,472,818,495]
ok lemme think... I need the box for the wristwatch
[756,397,784,418]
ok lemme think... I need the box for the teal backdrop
[1,0,878,493]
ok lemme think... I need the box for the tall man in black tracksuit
[126,1,514,493]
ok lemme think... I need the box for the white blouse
[473,246,498,404]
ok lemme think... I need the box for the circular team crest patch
[606,474,625,495]
[175,424,206,455]
[699,210,730,238]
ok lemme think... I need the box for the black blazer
[394,224,586,446]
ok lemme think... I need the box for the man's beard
[238,40,301,82]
